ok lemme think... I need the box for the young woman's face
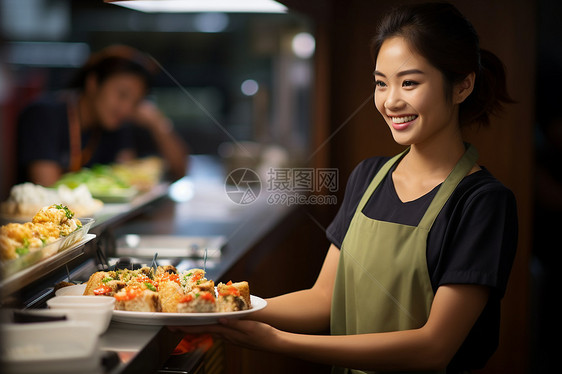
[90,73,147,130]
[374,36,459,147]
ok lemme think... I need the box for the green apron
[330,145,478,374]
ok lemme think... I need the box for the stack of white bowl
[1,295,115,373]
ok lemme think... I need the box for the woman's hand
[132,100,172,134]
[170,319,284,352]
[130,100,189,179]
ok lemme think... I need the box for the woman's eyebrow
[373,69,424,78]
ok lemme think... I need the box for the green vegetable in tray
[15,238,30,256]
[55,204,75,219]
[53,164,135,199]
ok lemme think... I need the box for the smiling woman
[172,3,519,374]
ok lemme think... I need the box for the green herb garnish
[15,238,30,256]
[55,204,74,219]
[16,246,29,256]
[144,282,156,292]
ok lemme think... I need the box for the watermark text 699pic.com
[224,167,339,206]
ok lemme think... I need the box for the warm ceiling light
[106,0,288,13]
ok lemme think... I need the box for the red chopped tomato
[114,286,143,301]
[191,272,204,282]
[199,292,215,301]
[179,294,194,303]
[135,274,152,284]
[219,286,240,297]
[157,273,180,285]
[93,284,112,296]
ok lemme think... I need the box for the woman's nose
[384,88,404,111]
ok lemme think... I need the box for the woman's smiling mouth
[389,115,418,130]
[391,115,418,124]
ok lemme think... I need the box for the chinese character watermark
[225,167,339,206]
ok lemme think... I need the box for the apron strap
[353,144,478,230]
[355,147,409,214]
[418,144,479,230]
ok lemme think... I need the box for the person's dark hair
[68,45,157,92]
[371,2,513,127]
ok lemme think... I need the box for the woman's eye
[374,80,386,88]
[402,80,418,87]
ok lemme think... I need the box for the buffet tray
[1,218,95,278]
[115,235,225,259]
[0,218,96,297]
[0,234,96,297]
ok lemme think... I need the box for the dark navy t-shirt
[16,93,134,182]
[326,156,518,370]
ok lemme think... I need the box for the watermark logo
[225,168,262,205]
[225,167,339,206]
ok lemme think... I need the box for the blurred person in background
[16,44,188,186]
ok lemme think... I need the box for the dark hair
[68,45,157,91]
[371,2,513,127]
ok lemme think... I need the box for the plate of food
[55,266,267,326]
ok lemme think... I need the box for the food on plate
[158,279,184,313]
[0,204,82,262]
[155,264,177,278]
[83,266,251,313]
[114,286,161,312]
[217,281,251,312]
[1,182,103,220]
[178,290,216,313]
[180,268,208,293]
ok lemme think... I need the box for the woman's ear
[453,72,476,104]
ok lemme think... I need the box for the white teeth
[391,115,417,124]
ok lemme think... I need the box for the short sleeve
[432,185,518,297]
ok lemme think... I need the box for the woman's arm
[132,101,189,179]
[250,243,340,333]
[28,160,62,186]
[277,283,490,371]
[176,282,489,371]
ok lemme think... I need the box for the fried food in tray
[84,265,251,313]
[0,204,84,262]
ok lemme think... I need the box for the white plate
[111,295,267,326]
[53,283,267,326]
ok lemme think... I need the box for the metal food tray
[115,234,225,259]
[0,219,95,296]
